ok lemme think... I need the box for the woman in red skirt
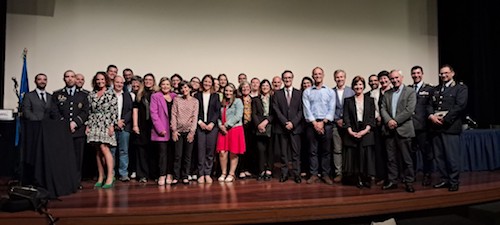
[216,83,246,182]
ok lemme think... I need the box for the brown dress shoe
[306,175,320,184]
[323,176,334,185]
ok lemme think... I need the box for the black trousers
[373,126,388,181]
[136,143,150,179]
[197,128,218,176]
[306,123,333,177]
[255,135,272,174]
[411,130,434,175]
[385,134,415,184]
[173,132,194,180]
[155,141,169,176]
[278,132,301,177]
[73,136,86,184]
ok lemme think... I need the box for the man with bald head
[110,76,135,182]
[272,76,283,92]
[75,73,89,94]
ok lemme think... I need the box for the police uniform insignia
[58,94,67,102]
[78,103,83,109]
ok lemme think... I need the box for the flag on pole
[15,48,29,147]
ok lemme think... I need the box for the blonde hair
[137,73,159,102]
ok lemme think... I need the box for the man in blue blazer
[331,69,355,182]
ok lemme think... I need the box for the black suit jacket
[22,90,52,121]
[409,83,434,131]
[272,88,303,135]
[118,91,134,132]
[428,80,468,134]
[195,92,221,126]
[342,93,376,147]
[50,87,89,138]
[252,95,274,135]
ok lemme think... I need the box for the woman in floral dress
[86,71,118,189]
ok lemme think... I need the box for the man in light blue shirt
[302,67,336,185]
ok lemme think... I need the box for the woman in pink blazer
[150,77,177,185]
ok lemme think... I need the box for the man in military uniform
[75,73,90,95]
[408,66,435,186]
[428,64,468,192]
[50,70,89,189]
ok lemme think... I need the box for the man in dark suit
[272,70,304,183]
[111,76,134,182]
[50,69,89,189]
[21,73,52,185]
[22,73,51,121]
[408,66,435,186]
[380,69,417,193]
[429,64,468,192]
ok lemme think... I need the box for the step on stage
[1,171,499,225]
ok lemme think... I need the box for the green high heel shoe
[102,177,115,189]
[94,181,103,187]
[94,176,108,188]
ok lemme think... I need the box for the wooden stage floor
[1,171,500,225]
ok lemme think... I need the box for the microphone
[12,77,18,88]
[466,116,477,127]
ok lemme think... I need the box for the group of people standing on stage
[20,63,467,196]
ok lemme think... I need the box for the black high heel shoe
[356,181,364,189]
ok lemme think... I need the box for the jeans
[110,130,130,177]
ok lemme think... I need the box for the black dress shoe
[279,176,288,183]
[448,184,459,192]
[264,174,272,181]
[433,181,449,188]
[405,184,415,193]
[356,181,364,189]
[363,181,371,188]
[294,176,302,184]
[382,182,398,190]
[257,174,265,181]
[78,184,83,190]
[422,174,432,186]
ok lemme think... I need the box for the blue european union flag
[15,50,29,147]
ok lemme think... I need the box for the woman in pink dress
[216,83,246,182]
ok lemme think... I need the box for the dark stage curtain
[438,0,500,128]
[22,119,78,198]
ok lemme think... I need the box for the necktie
[69,89,73,96]
[286,89,291,106]
[40,92,46,103]
[414,85,418,92]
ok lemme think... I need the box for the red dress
[216,107,246,154]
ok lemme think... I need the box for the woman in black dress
[342,76,376,188]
